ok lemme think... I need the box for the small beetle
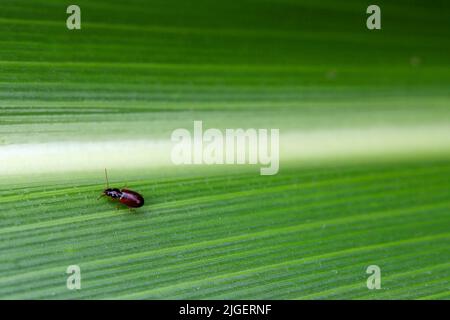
[98,169,144,208]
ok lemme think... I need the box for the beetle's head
[103,188,121,198]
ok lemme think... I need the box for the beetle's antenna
[104,168,109,188]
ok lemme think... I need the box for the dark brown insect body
[103,188,145,208]
[99,170,145,208]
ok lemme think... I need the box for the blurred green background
[0,0,449,299]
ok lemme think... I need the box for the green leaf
[0,0,449,299]
[1,162,450,299]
